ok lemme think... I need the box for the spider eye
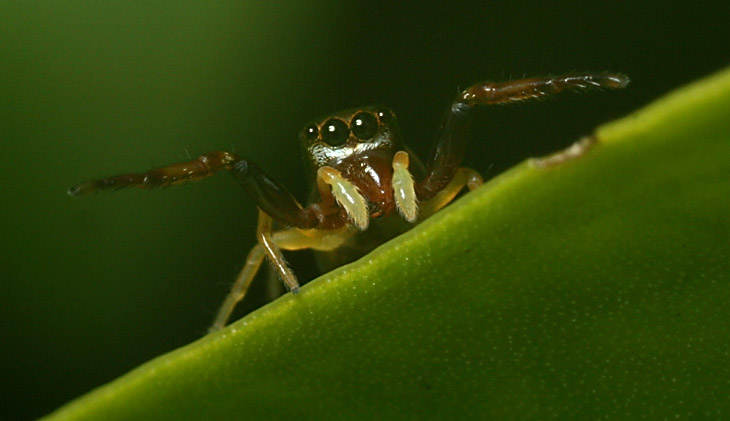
[351,111,378,140]
[322,118,349,146]
[304,125,319,141]
[376,108,392,124]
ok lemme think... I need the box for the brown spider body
[69,72,629,332]
[298,106,407,230]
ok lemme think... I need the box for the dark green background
[1,2,727,419]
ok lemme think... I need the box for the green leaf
[46,67,730,420]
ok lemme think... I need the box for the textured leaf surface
[47,68,730,419]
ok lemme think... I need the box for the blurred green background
[1,2,727,419]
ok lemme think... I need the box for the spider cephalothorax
[296,106,421,229]
[69,72,629,331]
[301,106,400,169]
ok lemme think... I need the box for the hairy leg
[209,212,353,331]
[69,151,323,229]
[417,72,629,200]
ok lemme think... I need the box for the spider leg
[68,151,323,229]
[67,151,239,195]
[417,72,629,200]
[209,209,295,332]
[419,167,483,219]
[71,151,360,331]
[209,241,265,332]
[209,210,353,331]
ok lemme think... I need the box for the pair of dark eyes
[305,110,390,146]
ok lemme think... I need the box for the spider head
[299,106,402,171]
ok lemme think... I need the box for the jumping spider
[69,72,629,331]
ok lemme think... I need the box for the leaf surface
[47,67,730,420]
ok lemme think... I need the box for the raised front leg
[416,72,630,200]
[68,151,323,229]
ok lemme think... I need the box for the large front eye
[351,111,378,140]
[322,118,349,146]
